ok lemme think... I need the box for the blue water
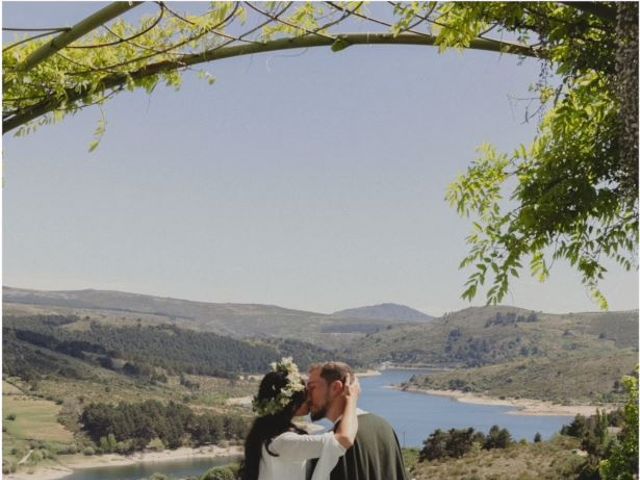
[358,369,574,448]
[60,455,240,480]
[60,369,574,479]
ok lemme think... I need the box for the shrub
[83,447,95,456]
[6,414,16,421]
[59,444,78,455]
[484,425,513,450]
[147,438,165,452]
[200,465,237,480]
[2,459,17,474]
[29,450,44,463]
[420,428,485,461]
[115,440,136,455]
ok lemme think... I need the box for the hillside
[2,314,348,380]
[348,306,638,367]
[403,350,637,404]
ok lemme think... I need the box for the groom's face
[307,368,341,421]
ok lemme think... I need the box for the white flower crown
[252,357,306,417]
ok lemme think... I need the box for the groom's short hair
[311,361,353,385]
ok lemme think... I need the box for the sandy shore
[6,445,243,480]
[399,386,616,417]
[355,369,382,378]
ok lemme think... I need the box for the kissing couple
[242,358,408,480]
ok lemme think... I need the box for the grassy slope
[2,380,75,473]
[409,436,587,480]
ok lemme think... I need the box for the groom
[307,362,408,480]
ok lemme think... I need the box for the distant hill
[348,305,639,367]
[3,287,407,349]
[332,303,433,322]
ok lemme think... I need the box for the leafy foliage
[441,2,638,308]
[559,374,639,480]
[599,372,639,479]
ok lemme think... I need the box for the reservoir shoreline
[5,445,242,480]
[394,385,617,417]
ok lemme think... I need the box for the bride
[242,357,360,480]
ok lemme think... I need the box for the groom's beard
[310,405,328,421]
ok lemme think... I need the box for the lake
[357,369,574,447]
[59,455,240,480]
[61,369,574,480]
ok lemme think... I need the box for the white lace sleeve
[270,431,346,465]
[309,432,347,480]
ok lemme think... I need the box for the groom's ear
[330,380,344,396]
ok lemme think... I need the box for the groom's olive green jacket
[330,413,408,480]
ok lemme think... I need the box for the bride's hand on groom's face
[342,375,361,400]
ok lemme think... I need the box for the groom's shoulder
[359,412,396,432]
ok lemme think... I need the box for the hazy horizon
[4,283,639,318]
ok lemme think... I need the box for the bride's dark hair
[242,370,307,480]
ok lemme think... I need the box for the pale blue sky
[3,2,638,316]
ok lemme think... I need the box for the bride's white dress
[257,431,346,480]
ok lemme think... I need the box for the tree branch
[19,1,143,71]
[4,32,540,133]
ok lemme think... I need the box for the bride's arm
[333,375,360,449]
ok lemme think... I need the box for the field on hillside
[2,380,75,473]
[3,395,73,443]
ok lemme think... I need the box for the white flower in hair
[252,357,305,417]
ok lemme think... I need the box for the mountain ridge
[3,287,430,347]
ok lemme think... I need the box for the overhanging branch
[4,32,541,133]
[20,1,143,71]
